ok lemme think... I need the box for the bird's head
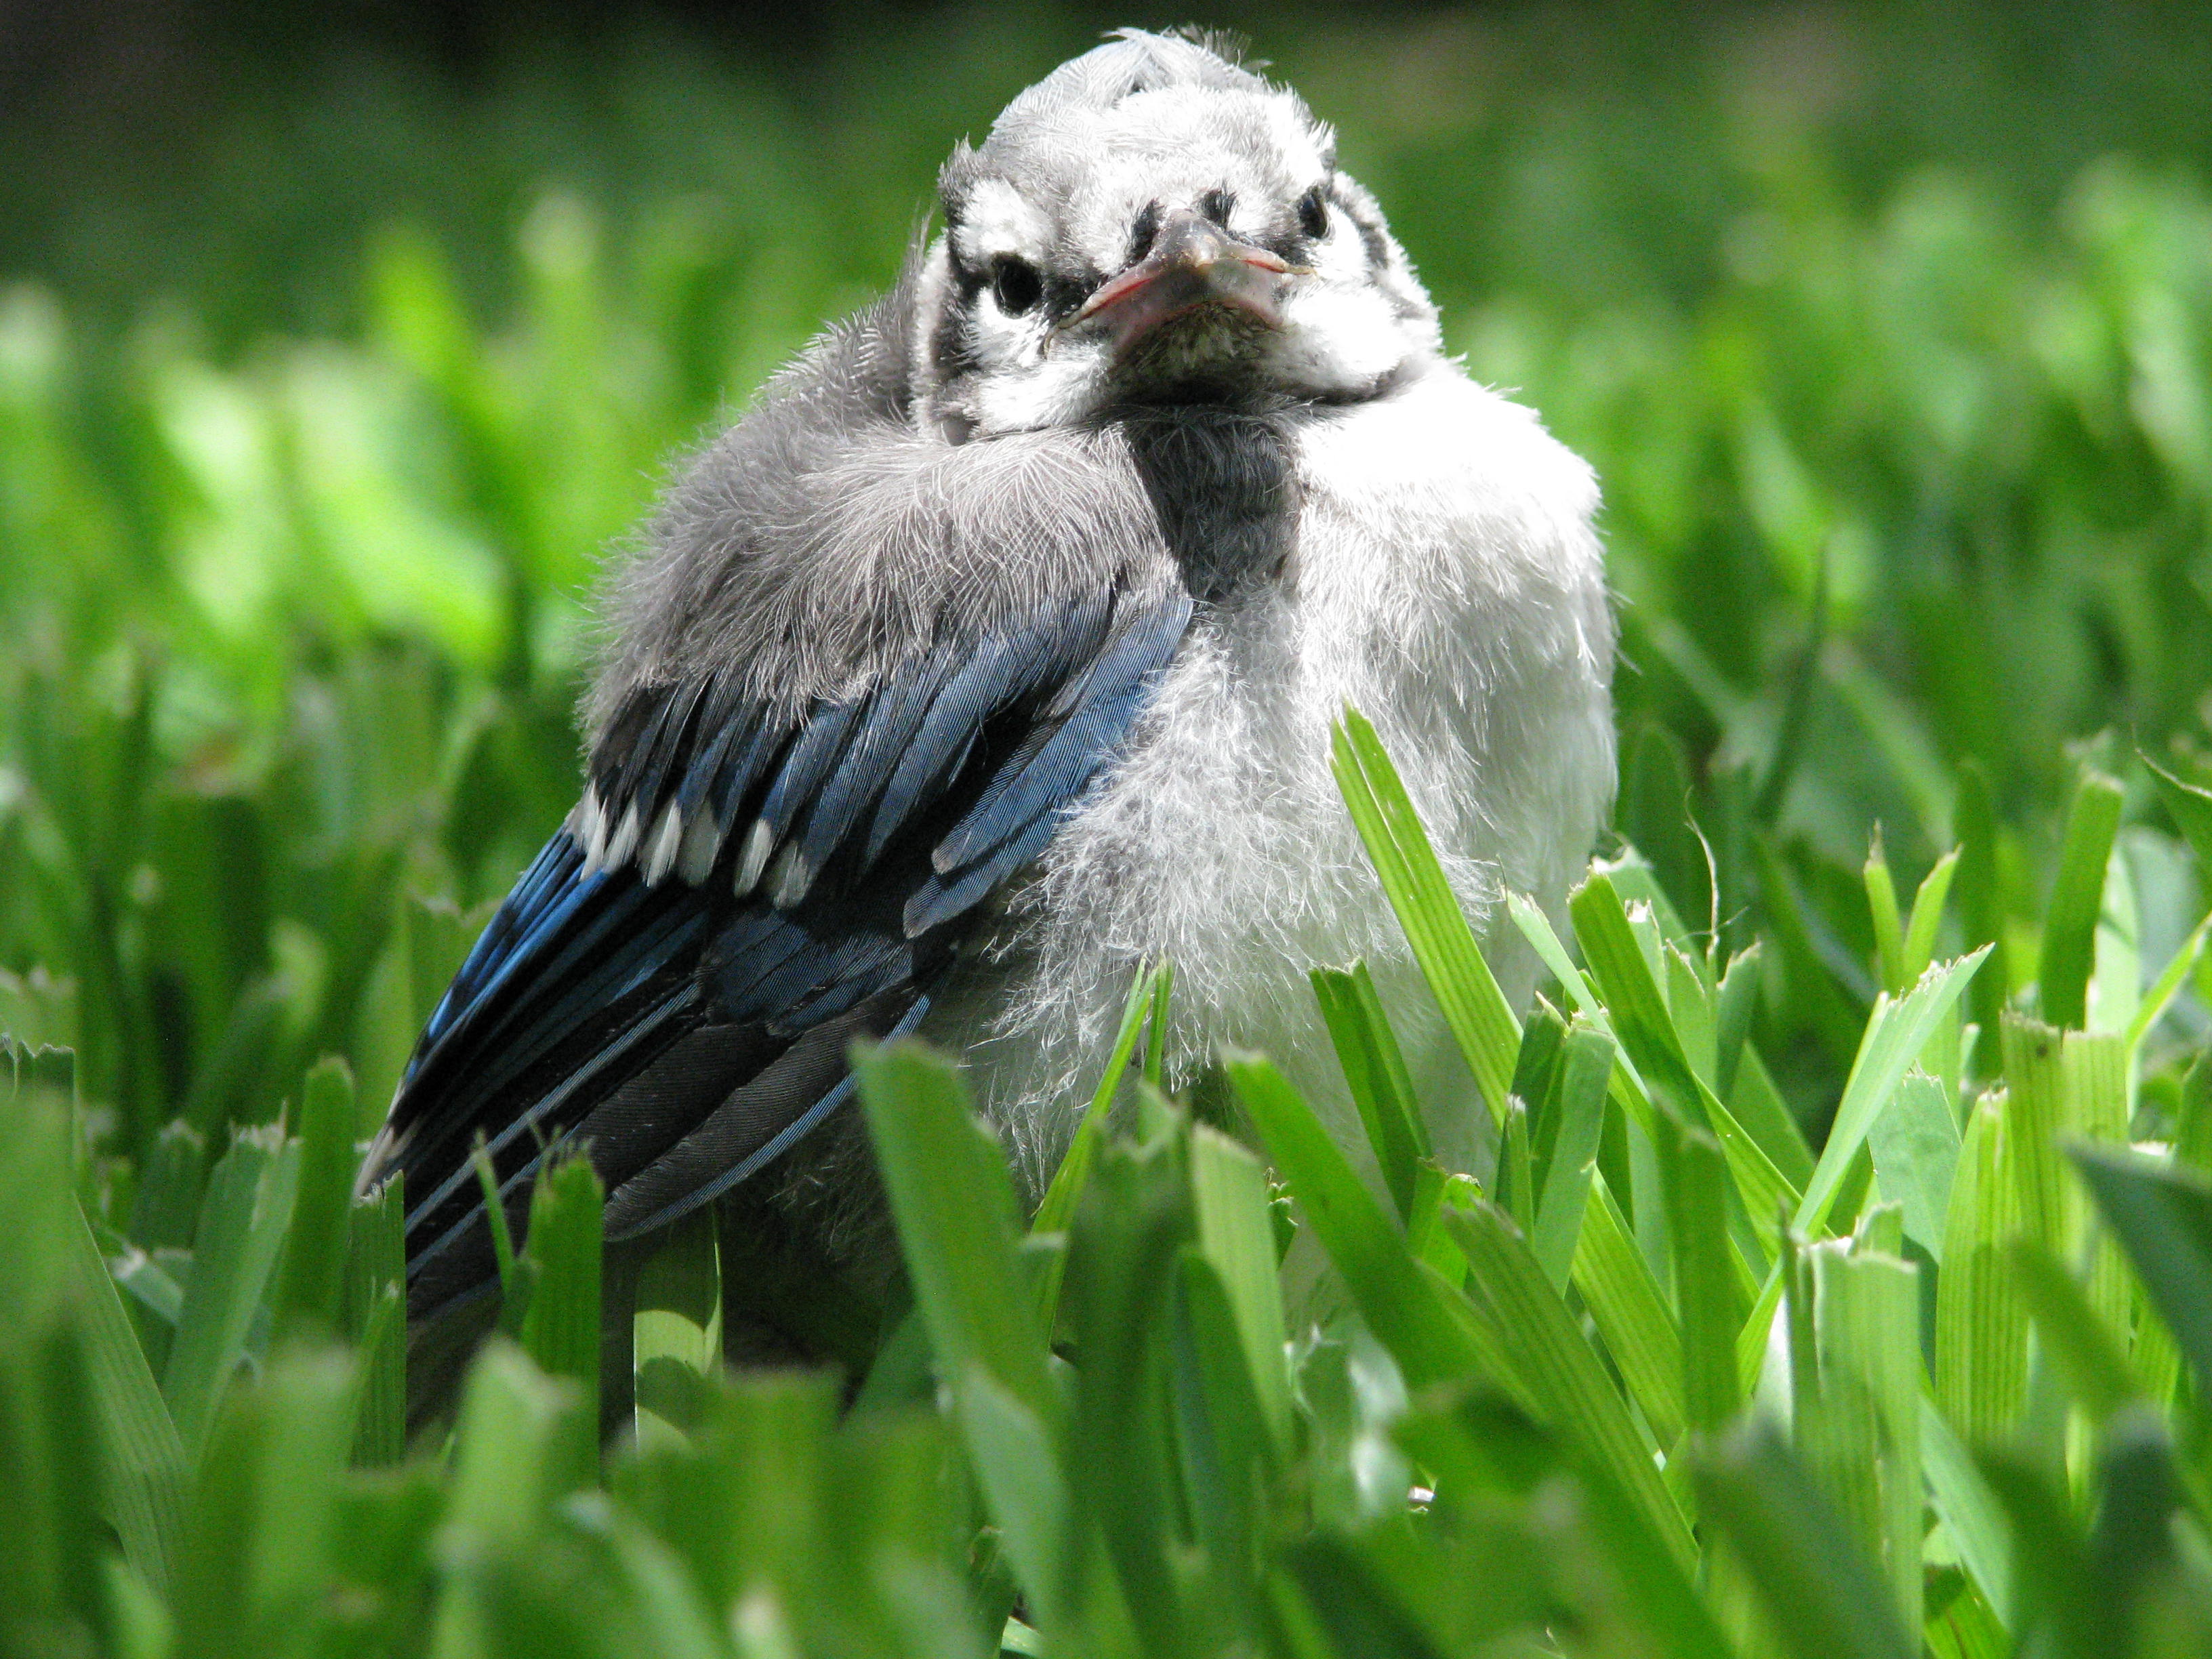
[911,29,1442,441]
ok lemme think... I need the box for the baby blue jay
[365,29,1614,1381]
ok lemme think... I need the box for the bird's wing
[367,578,1193,1317]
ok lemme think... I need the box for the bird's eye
[991,258,1044,316]
[1298,186,1330,241]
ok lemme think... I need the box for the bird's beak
[1064,207,1292,352]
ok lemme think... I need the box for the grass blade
[856,1038,1067,1624]
[1901,849,1961,988]
[1659,1115,1743,1432]
[1332,709,1519,1123]
[1866,1069,1961,1264]
[1920,1392,2015,1629]
[1796,947,1988,1235]
[272,1057,357,1339]
[1569,872,1700,1116]
[2126,907,2209,1053]
[1798,1239,1923,1635]
[65,1179,188,1587]
[859,1040,1054,1418]
[162,1124,301,1460]
[1935,1094,2026,1443]
[1689,1425,1917,1659]
[1448,1202,1697,1567]
[1532,1023,1612,1290]
[1311,962,1429,1221]
[516,1152,604,1462]
[633,1207,720,1448]
[1713,944,1763,1106]
[1189,1125,1295,1463]
[2070,1145,2212,1391]
[2037,771,2122,1030]
[1032,963,1158,1244]
[1571,1172,1686,1449]
[2146,756,2212,872]
[343,1174,405,1467]
[1227,1050,1486,1392]
[1704,1082,1800,1263]
[2008,1240,2135,1427]
[1866,832,1907,995]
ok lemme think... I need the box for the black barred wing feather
[367,583,1193,1319]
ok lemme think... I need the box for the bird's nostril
[1127,201,1162,266]
[1199,188,1235,227]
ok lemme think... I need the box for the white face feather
[918,71,1441,439]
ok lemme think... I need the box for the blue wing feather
[370,579,1193,1320]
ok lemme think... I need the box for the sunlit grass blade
[1900,848,1961,988]
[1568,872,1700,1114]
[2037,771,2122,1030]
[1509,885,1670,1138]
[2062,1031,2133,1343]
[1031,962,1158,1246]
[1866,830,1908,994]
[1507,888,1605,1018]
[1142,961,1173,1093]
[1936,1094,2026,1443]
[1865,1069,1959,1263]
[1796,947,1987,1235]
[633,1208,720,1449]
[1997,1017,2076,1266]
[1332,708,1518,1123]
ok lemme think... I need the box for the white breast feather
[923,363,1616,1195]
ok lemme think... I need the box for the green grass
[6,5,2212,1654]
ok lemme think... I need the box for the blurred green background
[5,0,2212,1159]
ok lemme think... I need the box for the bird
[362,27,1615,1408]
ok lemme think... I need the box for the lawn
[5,4,2212,1654]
